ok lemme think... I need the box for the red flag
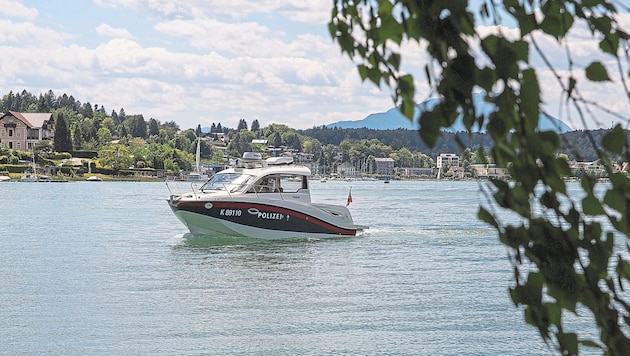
[346,187,353,206]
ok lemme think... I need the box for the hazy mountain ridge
[328,96,573,134]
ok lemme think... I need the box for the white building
[436,153,460,168]
[337,162,356,177]
[0,111,54,151]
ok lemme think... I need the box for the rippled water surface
[1,180,559,355]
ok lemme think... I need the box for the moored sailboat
[186,136,209,182]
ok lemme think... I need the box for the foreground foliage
[331,0,630,354]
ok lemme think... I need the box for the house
[397,167,435,178]
[0,111,54,151]
[373,157,395,176]
[337,162,356,177]
[436,153,460,168]
[470,164,510,179]
[447,166,465,179]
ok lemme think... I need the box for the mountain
[328,95,573,133]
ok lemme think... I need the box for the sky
[0,0,628,131]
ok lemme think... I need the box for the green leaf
[539,2,562,38]
[397,74,415,101]
[388,52,401,70]
[591,15,612,35]
[520,69,540,131]
[585,61,611,82]
[566,76,576,100]
[399,99,415,121]
[557,332,578,355]
[600,33,619,55]
[366,66,382,86]
[357,65,368,81]
[513,40,529,63]
[583,194,605,215]
[478,207,498,228]
[602,124,625,154]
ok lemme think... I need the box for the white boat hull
[168,198,363,240]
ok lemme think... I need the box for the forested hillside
[301,126,615,162]
[0,90,620,178]
[300,126,496,156]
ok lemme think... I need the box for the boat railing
[222,184,233,198]
[190,182,199,200]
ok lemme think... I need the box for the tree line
[0,89,621,177]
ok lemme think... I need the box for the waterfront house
[337,162,356,177]
[397,166,436,178]
[374,157,395,176]
[470,164,510,179]
[436,153,460,168]
[0,111,54,151]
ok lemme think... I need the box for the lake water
[1,179,562,355]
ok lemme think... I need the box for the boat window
[246,174,307,194]
[200,173,255,193]
[246,174,281,193]
[279,174,307,193]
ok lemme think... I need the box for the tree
[331,1,630,354]
[272,132,282,147]
[97,127,112,147]
[98,143,133,175]
[118,108,126,123]
[251,119,260,132]
[81,102,94,118]
[71,122,83,150]
[148,118,159,137]
[237,119,248,131]
[119,124,128,139]
[53,112,73,152]
[111,110,119,123]
[130,115,147,138]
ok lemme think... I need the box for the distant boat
[86,176,102,181]
[36,175,68,183]
[186,136,209,182]
[384,177,390,183]
[20,173,38,182]
[0,175,10,182]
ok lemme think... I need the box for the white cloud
[0,0,38,21]
[1,1,626,131]
[96,23,133,39]
[0,19,66,47]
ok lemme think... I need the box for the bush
[49,152,72,160]
[70,150,98,159]
[0,164,31,173]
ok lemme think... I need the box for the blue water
[1,180,560,354]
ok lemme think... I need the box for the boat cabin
[197,153,311,203]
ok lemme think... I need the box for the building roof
[374,157,394,162]
[4,111,53,128]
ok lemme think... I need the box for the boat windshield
[200,172,255,193]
